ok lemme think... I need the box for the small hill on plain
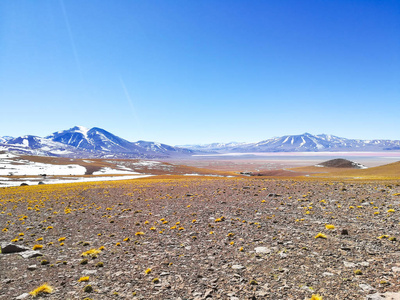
[290,160,400,180]
[315,158,366,169]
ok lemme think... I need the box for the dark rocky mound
[315,158,366,169]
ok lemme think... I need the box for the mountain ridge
[2,129,400,159]
[1,126,193,159]
[181,133,400,153]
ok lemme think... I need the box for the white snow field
[0,152,152,187]
[1,174,153,187]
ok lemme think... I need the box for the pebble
[255,247,271,254]
[359,283,375,291]
[231,265,245,270]
[19,251,42,259]
[82,270,98,275]
[366,292,400,300]
[15,293,30,300]
[343,261,357,268]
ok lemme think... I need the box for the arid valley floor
[2,156,400,299]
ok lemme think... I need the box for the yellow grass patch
[309,294,323,300]
[32,244,43,250]
[315,232,327,239]
[81,248,101,258]
[29,283,53,297]
[78,276,89,282]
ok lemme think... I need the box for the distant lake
[191,152,400,168]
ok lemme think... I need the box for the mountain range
[1,127,400,159]
[181,133,400,153]
[0,126,193,159]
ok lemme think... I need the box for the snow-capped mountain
[235,133,336,152]
[4,135,88,156]
[0,136,13,143]
[182,133,400,153]
[176,142,246,151]
[46,126,138,153]
[2,129,400,159]
[1,126,193,159]
[134,140,193,156]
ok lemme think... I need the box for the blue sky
[0,0,399,145]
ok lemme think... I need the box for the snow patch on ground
[93,167,140,175]
[0,174,153,187]
[0,152,18,159]
[130,160,162,167]
[50,149,73,155]
[0,158,86,176]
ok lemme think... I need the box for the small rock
[0,243,30,254]
[231,265,245,270]
[255,247,271,254]
[279,252,287,259]
[322,272,334,276]
[19,251,43,259]
[359,261,370,267]
[383,292,400,299]
[82,270,97,275]
[341,229,349,235]
[16,293,30,300]
[366,294,383,300]
[359,283,375,292]
[392,267,400,273]
[343,261,357,268]
[27,265,37,271]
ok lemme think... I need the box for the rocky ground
[1,176,400,299]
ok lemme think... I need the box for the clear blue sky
[1,0,399,145]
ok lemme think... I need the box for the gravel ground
[1,177,400,299]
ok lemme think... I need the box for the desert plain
[2,155,400,299]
